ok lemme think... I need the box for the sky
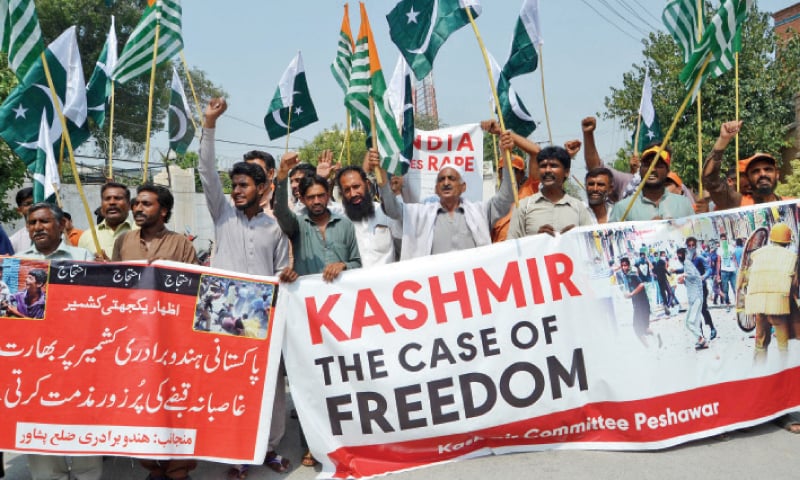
[139,0,794,176]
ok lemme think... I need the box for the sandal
[226,465,249,479]
[775,412,800,433]
[264,451,290,473]
[302,451,318,467]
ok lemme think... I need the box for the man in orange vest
[702,120,785,208]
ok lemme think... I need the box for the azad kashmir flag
[502,0,541,80]
[677,0,752,94]
[168,66,195,154]
[632,69,662,153]
[331,4,354,95]
[387,0,481,80]
[0,0,45,80]
[112,0,183,85]
[489,53,536,138]
[264,51,319,141]
[346,3,406,176]
[86,16,118,128]
[32,113,59,203]
[0,26,89,167]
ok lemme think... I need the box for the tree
[299,125,367,168]
[35,0,225,158]
[0,55,26,222]
[603,6,800,190]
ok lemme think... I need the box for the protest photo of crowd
[2,0,800,479]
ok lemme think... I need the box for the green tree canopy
[603,6,800,190]
[299,125,367,168]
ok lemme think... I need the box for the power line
[596,0,651,37]
[578,0,641,41]
[614,0,661,32]
[630,0,664,25]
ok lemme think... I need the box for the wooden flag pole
[346,110,351,166]
[632,112,643,157]
[538,44,553,145]
[368,96,384,185]
[143,21,161,183]
[488,99,501,189]
[735,52,740,192]
[285,104,293,153]
[696,0,704,198]
[107,83,115,180]
[620,56,712,222]
[180,51,203,127]
[465,6,519,206]
[40,52,101,254]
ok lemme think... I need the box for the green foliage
[0,56,25,222]
[603,7,800,191]
[776,159,800,198]
[299,125,367,167]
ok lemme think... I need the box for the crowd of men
[1,102,798,479]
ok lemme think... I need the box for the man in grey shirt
[199,98,292,473]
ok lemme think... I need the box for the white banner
[278,201,800,478]
[403,123,484,203]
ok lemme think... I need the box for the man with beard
[78,182,136,258]
[335,149,399,267]
[507,146,594,238]
[380,131,515,259]
[702,121,786,208]
[676,247,709,350]
[585,167,614,223]
[111,184,198,264]
[609,145,694,222]
[199,98,292,474]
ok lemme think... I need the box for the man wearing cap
[380,131,515,259]
[608,145,694,222]
[508,146,595,238]
[702,121,785,209]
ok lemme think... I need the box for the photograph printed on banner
[192,273,276,339]
[577,202,800,364]
[0,257,50,320]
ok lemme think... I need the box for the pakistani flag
[387,57,415,166]
[1,0,45,80]
[347,3,407,175]
[86,16,118,128]
[331,4,354,95]
[0,26,89,167]
[502,0,541,80]
[32,113,59,203]
[679,0,752,92]
[632,69,662,153]
[264,51,319,141]
[169,66,194,154]
[489,53,536,138]
[387,0,481,80]
[112,0,183,85]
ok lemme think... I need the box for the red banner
[0,259,283,464]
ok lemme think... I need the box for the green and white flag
[502,0,541,80]
[489,53,536,138]
[32,112,59,203]
[1,0,45,80]
[632,69,662,153]
[387,0,481,80]
[0,26,89,166]
[387,56,415,166]
[169,66,194,154]
[112,0,183,85]
[662,0,703,64]
[679,0,752,92]
[348,3,407,175]
[86,16,118,128]
[264,51,318,141]
[331,4,354,95]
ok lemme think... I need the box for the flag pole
[346,110,351,166]
[465,6,519,206]
[735,52,740,192]
[368,96,384,185]
[620,56,712,222]
[696,0,704,198]
[488,99,501,189]
[538,44,553,145]
[40,52,102,255]
[632,112,643,157]
[285,104,293,153]
[180,51,203,127]
[142,20,161,183]
[107,83,115,180]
